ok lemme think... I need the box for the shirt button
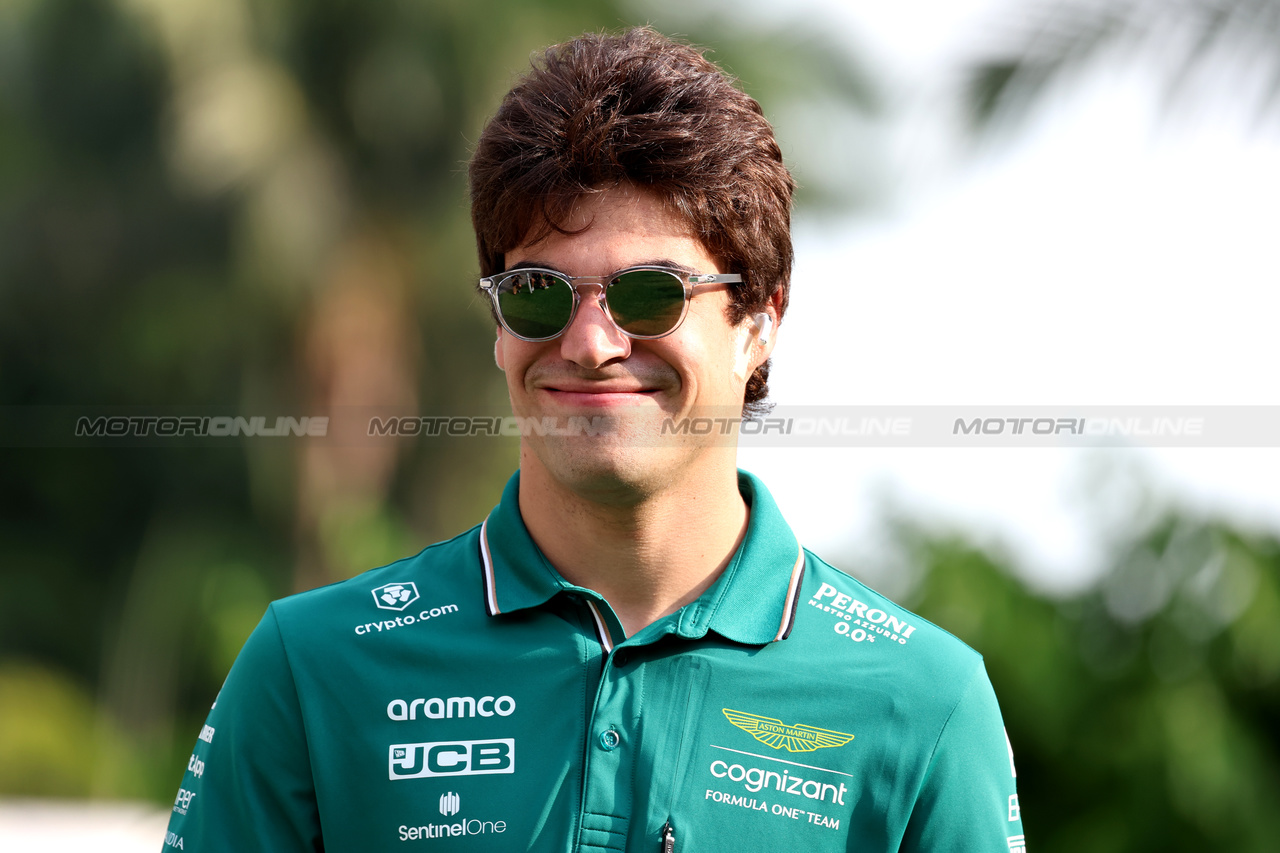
[598,728,621,751]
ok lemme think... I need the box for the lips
[544,381,656,395]
[540,385,660,409]
[531,365,673,399]
[537,368,652,390]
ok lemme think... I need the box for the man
[164,27,1025,852]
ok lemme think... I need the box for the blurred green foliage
[1,0,1277,849]
[894,508,1280,851]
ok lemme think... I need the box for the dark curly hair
[468,27,794,417]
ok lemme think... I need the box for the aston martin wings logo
[722,709,854,753]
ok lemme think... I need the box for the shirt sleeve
[899,664,1025,853]
[161,605,323,853]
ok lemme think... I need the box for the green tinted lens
[496,271,574,339]
[607,270,686,337]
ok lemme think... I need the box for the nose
[559,284,631,369]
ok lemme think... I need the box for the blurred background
[2,0,1278,849]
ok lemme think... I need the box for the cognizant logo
[709,760,847,805]
[389,740,515,780]
[387,695,516,720]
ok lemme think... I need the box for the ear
[494,327,506,371]
[751,289,783,360]
[732,291,782,383]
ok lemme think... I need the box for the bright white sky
[734,0,1280,593]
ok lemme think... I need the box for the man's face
[495,185,775,500]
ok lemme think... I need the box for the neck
[517,450,749,638]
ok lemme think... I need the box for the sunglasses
[479,266,743,342]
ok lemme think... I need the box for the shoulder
[788,550,986,715]
[267,523,486,643]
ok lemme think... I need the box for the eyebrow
[503,259,698,276]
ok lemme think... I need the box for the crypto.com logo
[440,792,460,817]
[373,582,420,611]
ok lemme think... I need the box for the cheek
[495,329,532,376]
[495,331,534,387]
[675,325,751,397]
[494,336,547,398]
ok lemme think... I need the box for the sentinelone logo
[398,792,508,841]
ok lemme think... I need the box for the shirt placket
[572,590,638,852]
[574,602,711,853]
[577,640,636,853]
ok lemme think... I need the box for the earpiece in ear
[752,313,774,346]
[733,313,774,383]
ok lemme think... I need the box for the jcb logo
[389,739,515,780]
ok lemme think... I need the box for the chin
[529,420,740,504]
[530,437,689,502]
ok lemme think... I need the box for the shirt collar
[479,470,805,646]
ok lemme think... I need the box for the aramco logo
[439,792,460,817]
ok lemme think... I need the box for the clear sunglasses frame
[479,265,743,342]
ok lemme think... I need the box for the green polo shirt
[163,471,1025,852]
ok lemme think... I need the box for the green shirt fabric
[163,470,1025,852]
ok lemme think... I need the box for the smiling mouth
[530,364,674,406]
[543,386,658,404]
